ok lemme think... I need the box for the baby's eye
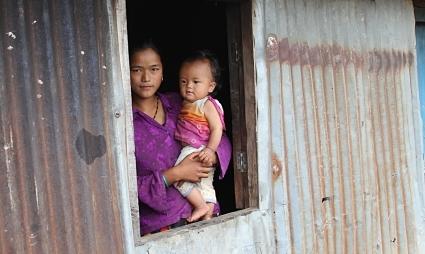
[194,80,200,84]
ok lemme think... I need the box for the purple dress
[133,92,232,235]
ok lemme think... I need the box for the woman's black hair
[128,38,161,61]
[181,50,223,97]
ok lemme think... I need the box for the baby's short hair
[181,50,222,97]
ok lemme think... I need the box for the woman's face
[130,48,163,100]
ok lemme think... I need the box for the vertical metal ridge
[7,1,43,253]
[382,2,401,253]
[0,4,8,250]
[399,2,418,253]
[49,1,85,252]
[293,2,316,253]
[298,4,323,254]
[306,2,328,254]
[313,3,334,253]
[72,1,101,252]
[339,2,359,253]
[344,2,365,253]
[1,1,22,253]
[26,0,60,252]
[371,3,391,253]
[45,1,79,252]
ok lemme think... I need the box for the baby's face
[179,60,216,103]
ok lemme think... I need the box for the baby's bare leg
[186,188,209,222]
[202,203,215,220]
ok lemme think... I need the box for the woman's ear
[208,82,216,93]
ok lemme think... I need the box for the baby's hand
[198,147,215,164]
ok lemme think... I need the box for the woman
[130,40,232,235]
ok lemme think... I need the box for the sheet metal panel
[262,0,425,253]
[0,1,126,253]
[416,15,425,163]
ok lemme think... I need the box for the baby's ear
[208,82,216,93]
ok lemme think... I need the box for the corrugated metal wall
[0,1,128,253]
[416,9,425,162]
[262,0,425,253]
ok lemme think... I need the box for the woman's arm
[137,172,169,213]
[137,154,212,213]
[162,152,212,185]
[215,132,232,180]
[137,137,230,213]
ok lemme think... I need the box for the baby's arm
[199,100,223,163]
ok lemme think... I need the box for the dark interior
[126,0,236,215]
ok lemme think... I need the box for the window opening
[126,0,244,239]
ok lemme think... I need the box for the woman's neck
[132,95,157,114]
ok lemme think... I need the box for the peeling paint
[267,34,279,61]
[271,153,282,181]
[6,32,16,39]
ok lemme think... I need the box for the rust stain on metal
[331,45,344,68]
[369,51,382,71]
[300,43,310,65]
[279,38,290,62]
[267,34,279,61]
[408,51,413,66]
[271,153,282,181]
[290,43,300,65]
[392,51,398,69]
[348,49,362,69]
[267,37,413,72]
[383,50,391,72]
[310,46,322,66]
[322,46,332,66]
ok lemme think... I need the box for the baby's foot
[187,203,209,222]
[202,214,213,220]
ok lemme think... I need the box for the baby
[174,50,227,222]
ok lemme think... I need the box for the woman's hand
[162,152,212,184]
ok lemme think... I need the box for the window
[124,0,257,241]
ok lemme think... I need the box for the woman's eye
[152,68,159,71]
[131,69,141,73]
